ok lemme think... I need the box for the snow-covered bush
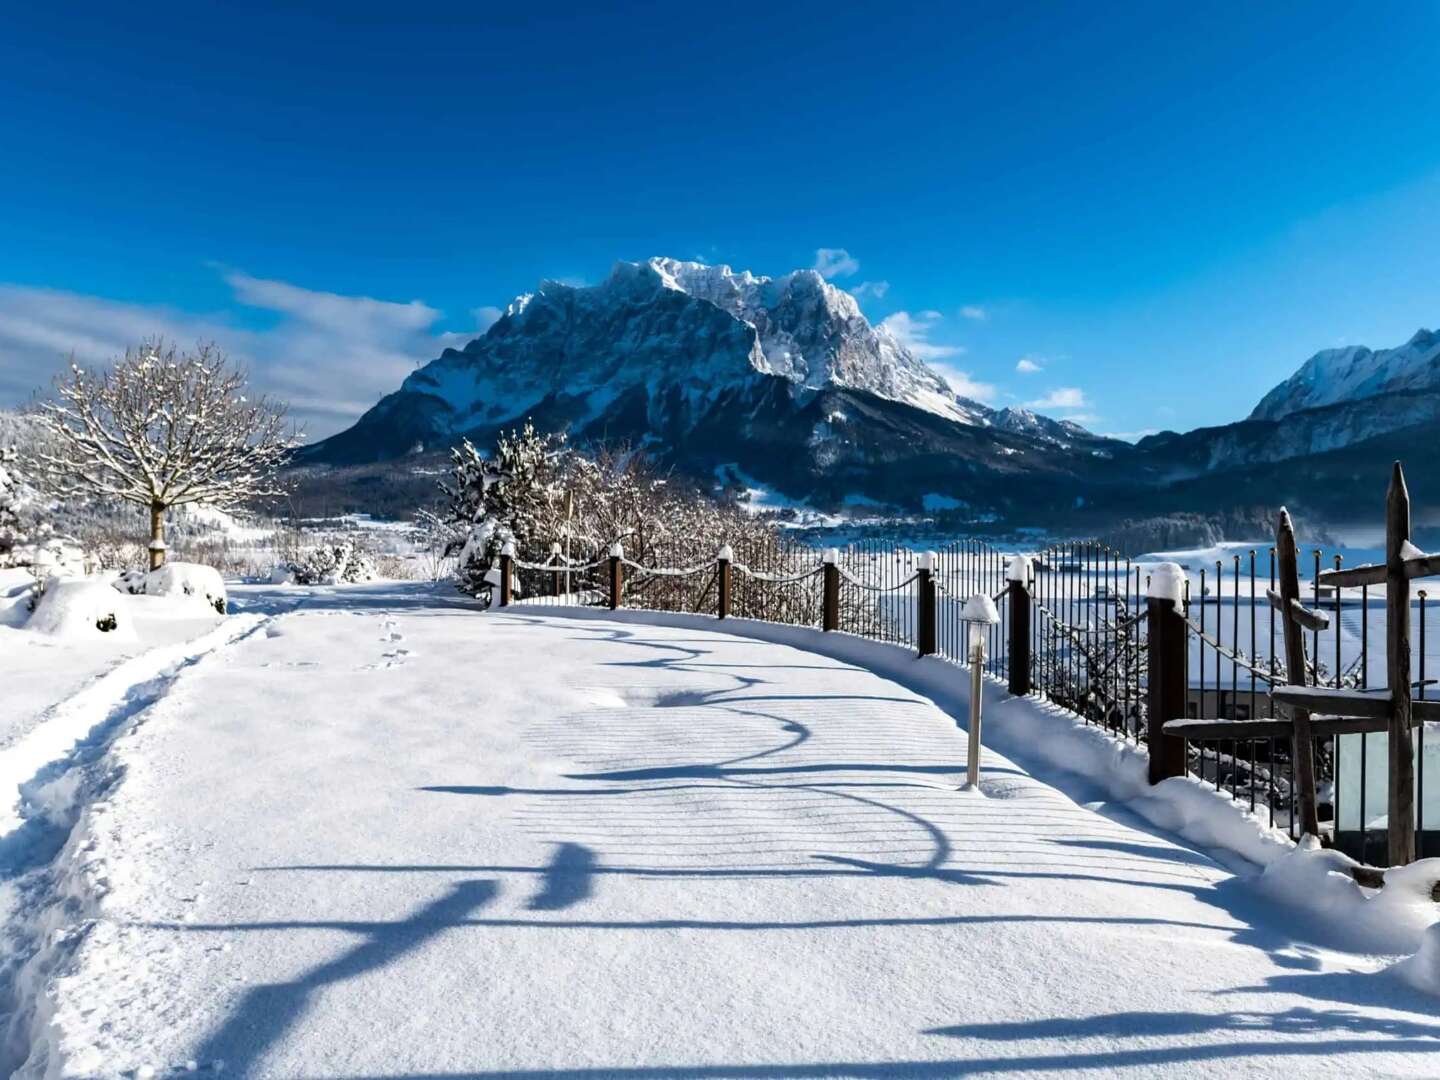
[117,561,228,614]
[26,577,135,640]
[284,540,378,585]
[435,422,819,620]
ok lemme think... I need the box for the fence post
[917,550,937,656]
[498,541,514,607]
[717,544,733,619]
[822,547,840,632]
[1007,555,1033,696]
[1146,562,1187,784]
[608,541,624,611]
[550,542,562,598]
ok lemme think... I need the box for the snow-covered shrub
[285,540,377,585]
[434,422,819,620]
[117,561,228,614]
[26,577,135,640]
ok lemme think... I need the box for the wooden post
[822,548,840,632]
[608,542,624,612]
[498,543,514,607]
[1007,556,1032,696]
[1275,509,1321,838]
[1146,567,1188,784]
[1386,463,1417,866]
[717,545,733,619]
[550,543,562,598]
[917,551,937,657]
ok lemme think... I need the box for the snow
[25,578,135,642]
[1146,561,1187,605]
[131,561,228,614]
[962,592,1000,625]
[1250,328,1440,422]
[1006,554,1032,583]
[6,584,1439,1078]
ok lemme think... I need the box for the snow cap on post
[822,547,840,565]
[917,550,938,571]
[482,567,502,587]
[1146,562,1186,605]
[500,540,516,557]
[1006,554,1032,583]
[717,544,734,563]
[148,539,167,552]
[609,540,624,559]
[962,592,1000,625]
[550,541,562,555]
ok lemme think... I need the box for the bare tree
[32,339,295,568]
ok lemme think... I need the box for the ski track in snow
[6,582,1440,1078]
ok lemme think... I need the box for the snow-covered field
[3,582,1439,1078]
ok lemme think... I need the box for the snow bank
[131,562,227,614]
[26,579,135,642]
[1395,922,1440,995]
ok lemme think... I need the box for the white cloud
[0,272,498,438]
[813,247,860,279]
[959,305,987,321]
[933,364,998,404]
[1015,355,1043,374]
[878,310,963,361]
[848,280,890,301]
[1026,387,1089,411]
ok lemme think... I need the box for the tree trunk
[149,502,167,570]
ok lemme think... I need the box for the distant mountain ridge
[1250,328,1440,421]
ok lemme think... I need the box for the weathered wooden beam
[1276,508,1321,838]
[1309,716,1391,737]
[1164,714,1392,740]
[1163,718,1294,740]
[1387,461,1417,866]
[1319,552,1440,587]
[1318,563,1386,588]
[1415,699,1440,723]
[1264,588,1331,632]
[1270,685,1392,718]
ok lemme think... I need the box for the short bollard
[962,592,1001,791]
[498,541,515,607]
[608,541,624,611]
[717,544,733,619]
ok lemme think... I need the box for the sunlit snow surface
[3,582,1436,1077]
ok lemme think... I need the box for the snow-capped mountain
[1250,329,1440,421]
[1137,326,1440,492]
[303,258,1123,512]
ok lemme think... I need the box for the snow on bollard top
[550,541,562,555]
[717,544,734,562]
[822,547,840,564]
[1146,562,1187,605]
[609,541,624,559]
[917,550,938,571]
[962,592,1000,625]
[500,540,516,557]
[1007,554,1033,583]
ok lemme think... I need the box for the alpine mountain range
[300,257,1440,526]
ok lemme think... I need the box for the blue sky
[2,2,1438,438]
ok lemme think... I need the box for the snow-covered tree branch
[32,340,296,568]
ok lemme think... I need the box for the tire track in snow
[0,611,270,1077]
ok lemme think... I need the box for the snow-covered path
[16,584,1440,1077]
